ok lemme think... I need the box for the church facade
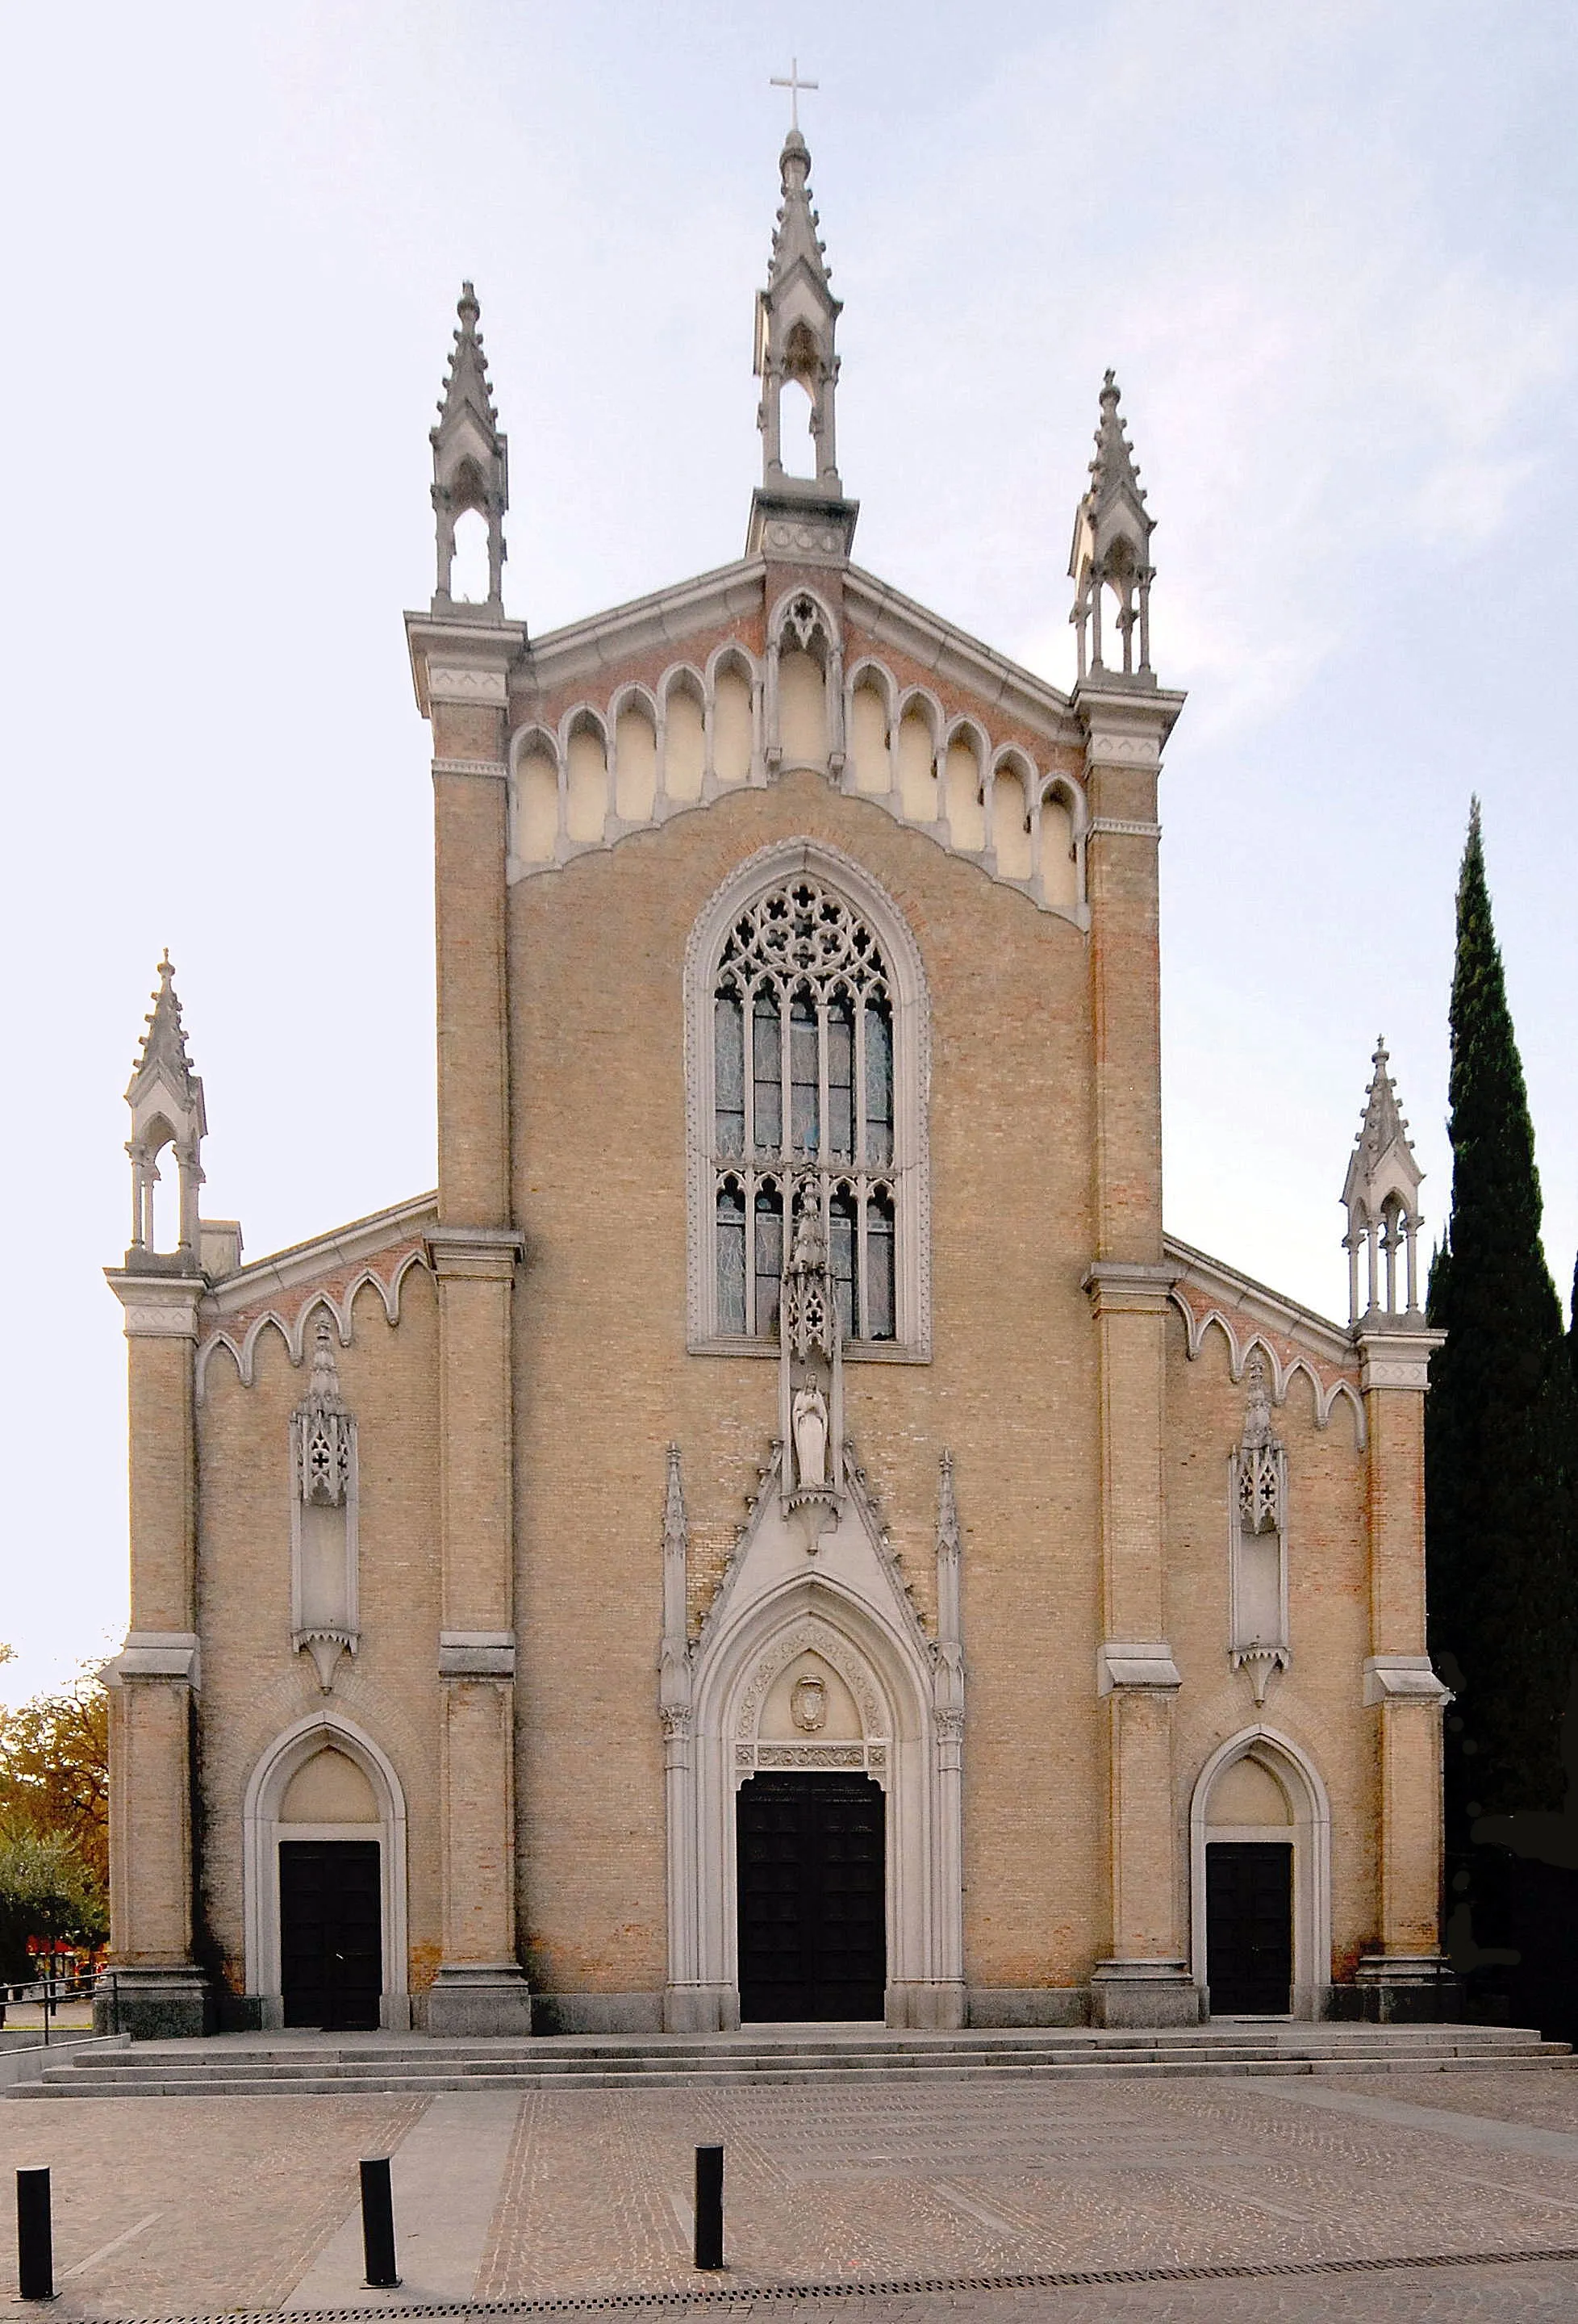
[101,131,1454,2041]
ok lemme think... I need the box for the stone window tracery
[688,843,929,1359]
[712,877,898,1342]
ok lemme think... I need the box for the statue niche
[780,1175,843,1547]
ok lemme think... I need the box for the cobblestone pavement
[6,2071,1578,2321]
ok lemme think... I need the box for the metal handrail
[0,1969,99,2045]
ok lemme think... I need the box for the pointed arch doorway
[243,1712,411,2031]
[1190,1728,1331,2021]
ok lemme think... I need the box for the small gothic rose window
[710,873,904,1342]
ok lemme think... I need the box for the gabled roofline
[204,1192,439,1318]
[1163,1231,1355,1372]
[509,556,1083,746]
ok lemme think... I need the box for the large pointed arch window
[691,847,929,1356]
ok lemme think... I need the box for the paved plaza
[7,2068,1578,2321]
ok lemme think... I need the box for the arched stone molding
[667,1560,962,2034]
[1189,1726,1331,2021]
[1168,1295,1366,1448]
[506,645,1087,923]
[196,1249,434,1402]
[241,1708,411,2030]
[683,837,932,1360]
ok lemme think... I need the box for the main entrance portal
[1205,1839,1293,2014]
[737,1772,886,2021]
[279,1839,382,2029]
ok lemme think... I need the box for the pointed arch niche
[666,1556,962,2034]
[1189,1727,1330,2021]
[242,1711,410,2030]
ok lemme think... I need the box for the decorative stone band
[106,1273,204,1340]
[1098,1641,1182,1695]
[432,757,508,782]
[426,665,509,705]
[425,1226,526,1281]
[1363,1653,1452,1707]
[438,1629,516,1678]
[1083,1260,1179,1318]
[1355,1325,1445,1394]
[1086,816,1163,840]
[104,1632,201,1687]
[1080,725,1162,769]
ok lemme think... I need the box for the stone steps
[10,2024,1568,2097]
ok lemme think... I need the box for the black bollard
[694,2144,724,2271]
[16,2167,54,2302]
[359,2157,399,2289]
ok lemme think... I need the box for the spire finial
[770,57,819,136]
[123,953,207,1270]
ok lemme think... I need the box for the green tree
[0,1829,108,1984]
[1426,800,1578,1816]
[0,1661,109,1887]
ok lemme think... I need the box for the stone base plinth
[1090,1960,1202,2028]
[94,1967,213,2041]
[967,1986,1090,2029]
[423,1964,534,2037]
[662,1983,740,2033]
[1354,1954,1461,2024]
[887,1980,966,2030]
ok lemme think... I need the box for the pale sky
[2,0,1575,1703]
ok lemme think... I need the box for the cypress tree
[1426,800,1576,1819]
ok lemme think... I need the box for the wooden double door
[737,1772,887,2021]
[279,1840,382,2030]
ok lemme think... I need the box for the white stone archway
[1189,1726,1331,2021]
[666,1533,962,2033]
[242,1710,410,2031]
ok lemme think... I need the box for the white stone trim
[1363,1654,1451,1706]
[1355,1328,1442,1393]
[1087,817,1163,839]
[428,665,507,704]
[432,757,508,780]
[1189,1726,1332,2021]
[439,1630,517,1677]
[106,1632,201,1685]
[683,838,932,1360]
[242,1710,410,2032]
[197,1245,435,1402]
[1097,1642,1181,1693]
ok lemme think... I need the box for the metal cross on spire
[770,57,819,133]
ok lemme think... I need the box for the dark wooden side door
[279,1840,382,2030]
[1206,1840,1293,2015]
[737,1772,886,2021]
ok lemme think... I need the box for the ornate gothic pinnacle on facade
[1342,1037,1426,1325]
[1069,370,1157,685]
[936,1450,962,1562]
[434,280,499,440]
[749,122,857,558]
[304,1316,346,1413]
[769,129,836,300]
[662,1441,688,1559]
[127,951,199,1106]
[430,279,509,614]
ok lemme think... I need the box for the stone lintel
[1097,1641,1182,1695]
[1355,1323,1444,1393]
[426,1226,525,1281]
[105,1271,205,1338]
[1083,1260,1178,1318]
[102,1632,202,1687]
[1363,1653,1452,1707]
[439,1629,517,1678]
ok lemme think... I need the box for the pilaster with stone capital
[100,1269,211,2034]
